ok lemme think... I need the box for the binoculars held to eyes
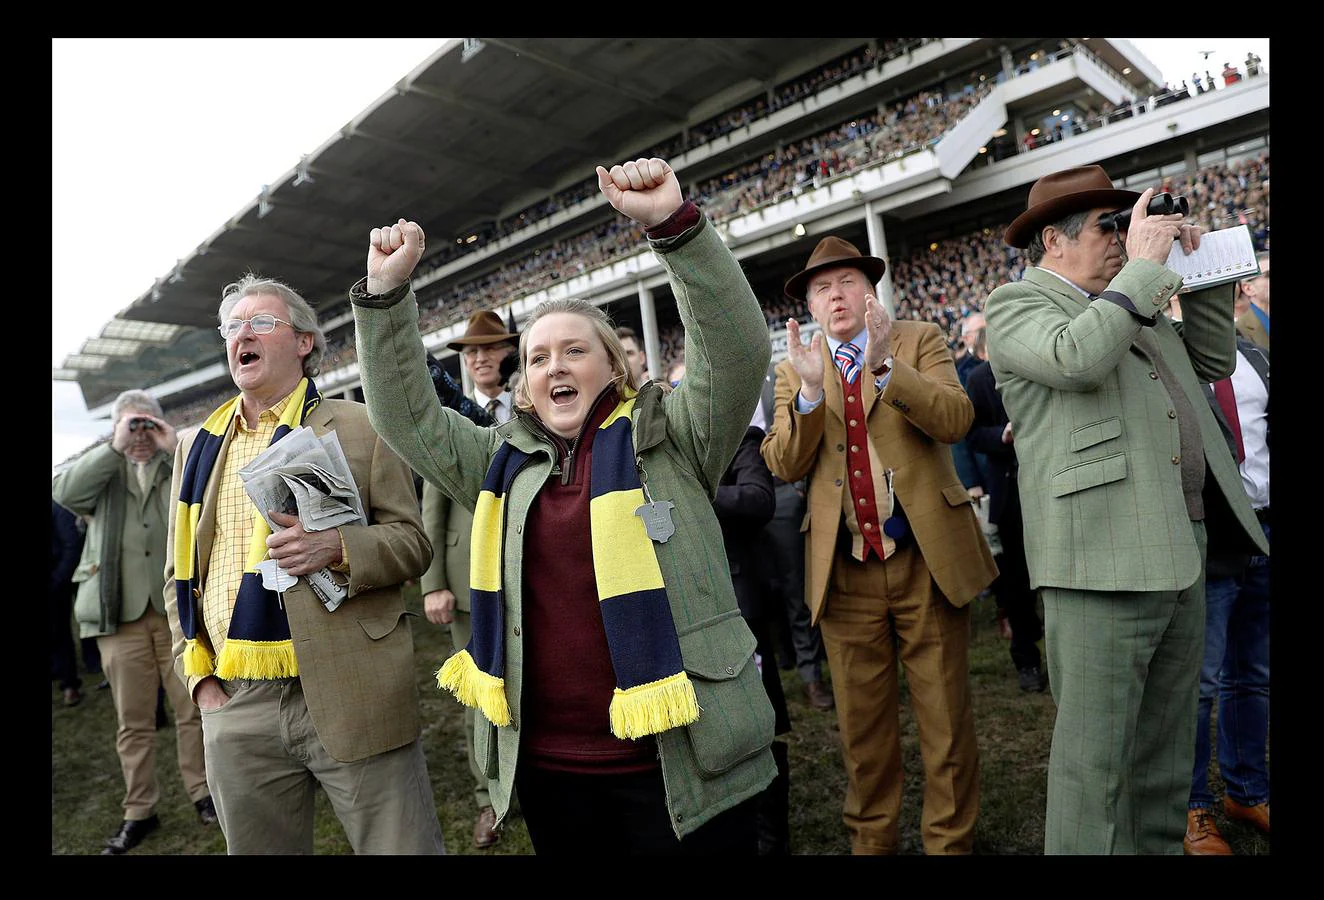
[1099,193,1190,233]
[128,418,158,433]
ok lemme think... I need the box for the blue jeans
[1190,521,1270,808]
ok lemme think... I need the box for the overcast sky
[50,37,1269,471]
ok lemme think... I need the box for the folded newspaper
[238,426,365,612]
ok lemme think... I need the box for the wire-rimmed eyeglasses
[218,314,295,341]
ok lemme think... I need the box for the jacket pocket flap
[1050,453,1128,498]
[444,529,461,547]
[72,561,99,582]
[357,610,411,640]
[942,483,973,507]
[677,612,773,777]
[1069,417,1122,452]
[678,611,757,681]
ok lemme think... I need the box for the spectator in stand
[53,390,216,854]
[51,498,87,707]
[163,274,444,855]
[1222,62,1242,86]
[756,360,834,712]
[1245,51,1262,77]
[1235,251,1269,349]
[352,158,777,855]
[963,329,1047,692]
[616,324,650,383]
[420,309,519,849]
[985,164,1269,854]
[762,235,995,854]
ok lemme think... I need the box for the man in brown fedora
[761,235,997,854]
[984,165,1268,853]
[420,308,519,847]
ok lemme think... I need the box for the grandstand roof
[56,37,1168,411]
[57,36,867,408]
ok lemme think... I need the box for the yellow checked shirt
[199,387,353,657]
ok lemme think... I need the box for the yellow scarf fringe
[437,650,511,727]
[609,672,700,740]
[214,639,300,680]
[182,639,215,678]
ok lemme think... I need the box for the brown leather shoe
[1183,808,1232,855]
[473,806,500,848]
[805,679,835,710]
[1223,796,1270,834]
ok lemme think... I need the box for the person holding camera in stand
[52,390,216,854]
[984,165,1268,854]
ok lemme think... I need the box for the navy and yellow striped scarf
[174,378,321,680]
[438,393,699,740]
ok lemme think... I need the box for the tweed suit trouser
[817,542,979,855]
[1041,522,1206,855]
[448,609,491,809]
[97,605,208,821]
[201,677,445,855]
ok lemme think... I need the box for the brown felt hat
[784,236,887,301]
[446,310,518,351]
[1004,164,1140,249]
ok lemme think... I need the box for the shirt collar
[1033,266,1094,299]
[824,327,869,356]
[234,384,297,433]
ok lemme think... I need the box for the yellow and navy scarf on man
[437,393,700,740]
[174,378,321,679]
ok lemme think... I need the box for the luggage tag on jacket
[634,465,676,543]
[254,558,296,609]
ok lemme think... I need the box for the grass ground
[50,588,1269,856]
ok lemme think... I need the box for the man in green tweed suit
[984,166,1268,854]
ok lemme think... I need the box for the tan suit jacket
[164,398,432,762]
[1236,307,1268,349]
[761,320,997,624]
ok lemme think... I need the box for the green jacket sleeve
[349,278,500,509]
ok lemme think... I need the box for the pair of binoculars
[1099,192,1190,232]
[128,418,158,433]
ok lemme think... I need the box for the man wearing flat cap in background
[984,165,1268,854]
[761,236,996,855]
[419,309,518,848]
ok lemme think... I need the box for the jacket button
[513,626,521,636]
[725,665,735,675]
[1149,372,1159,380]
[836,444,845,452]
[144,523,149,528]
[834,478,843,486]
[145,550,151,557]
[1172,455,1180,464]
[1168,410,1176,419]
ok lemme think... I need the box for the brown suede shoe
[1223,796,1270,834]
[805,679,835,711]
[1183,808,1232,855]
[473,806,500,848]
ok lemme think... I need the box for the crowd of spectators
[416,39,939,277]
[154,153,1266,430]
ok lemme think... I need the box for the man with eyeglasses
[984,165,1268,853]
[419,309,518,848]
[53,390,216,854]
[163,274,445,854]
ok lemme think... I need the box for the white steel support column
[863,202,896,317]
[637,281,661,381]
